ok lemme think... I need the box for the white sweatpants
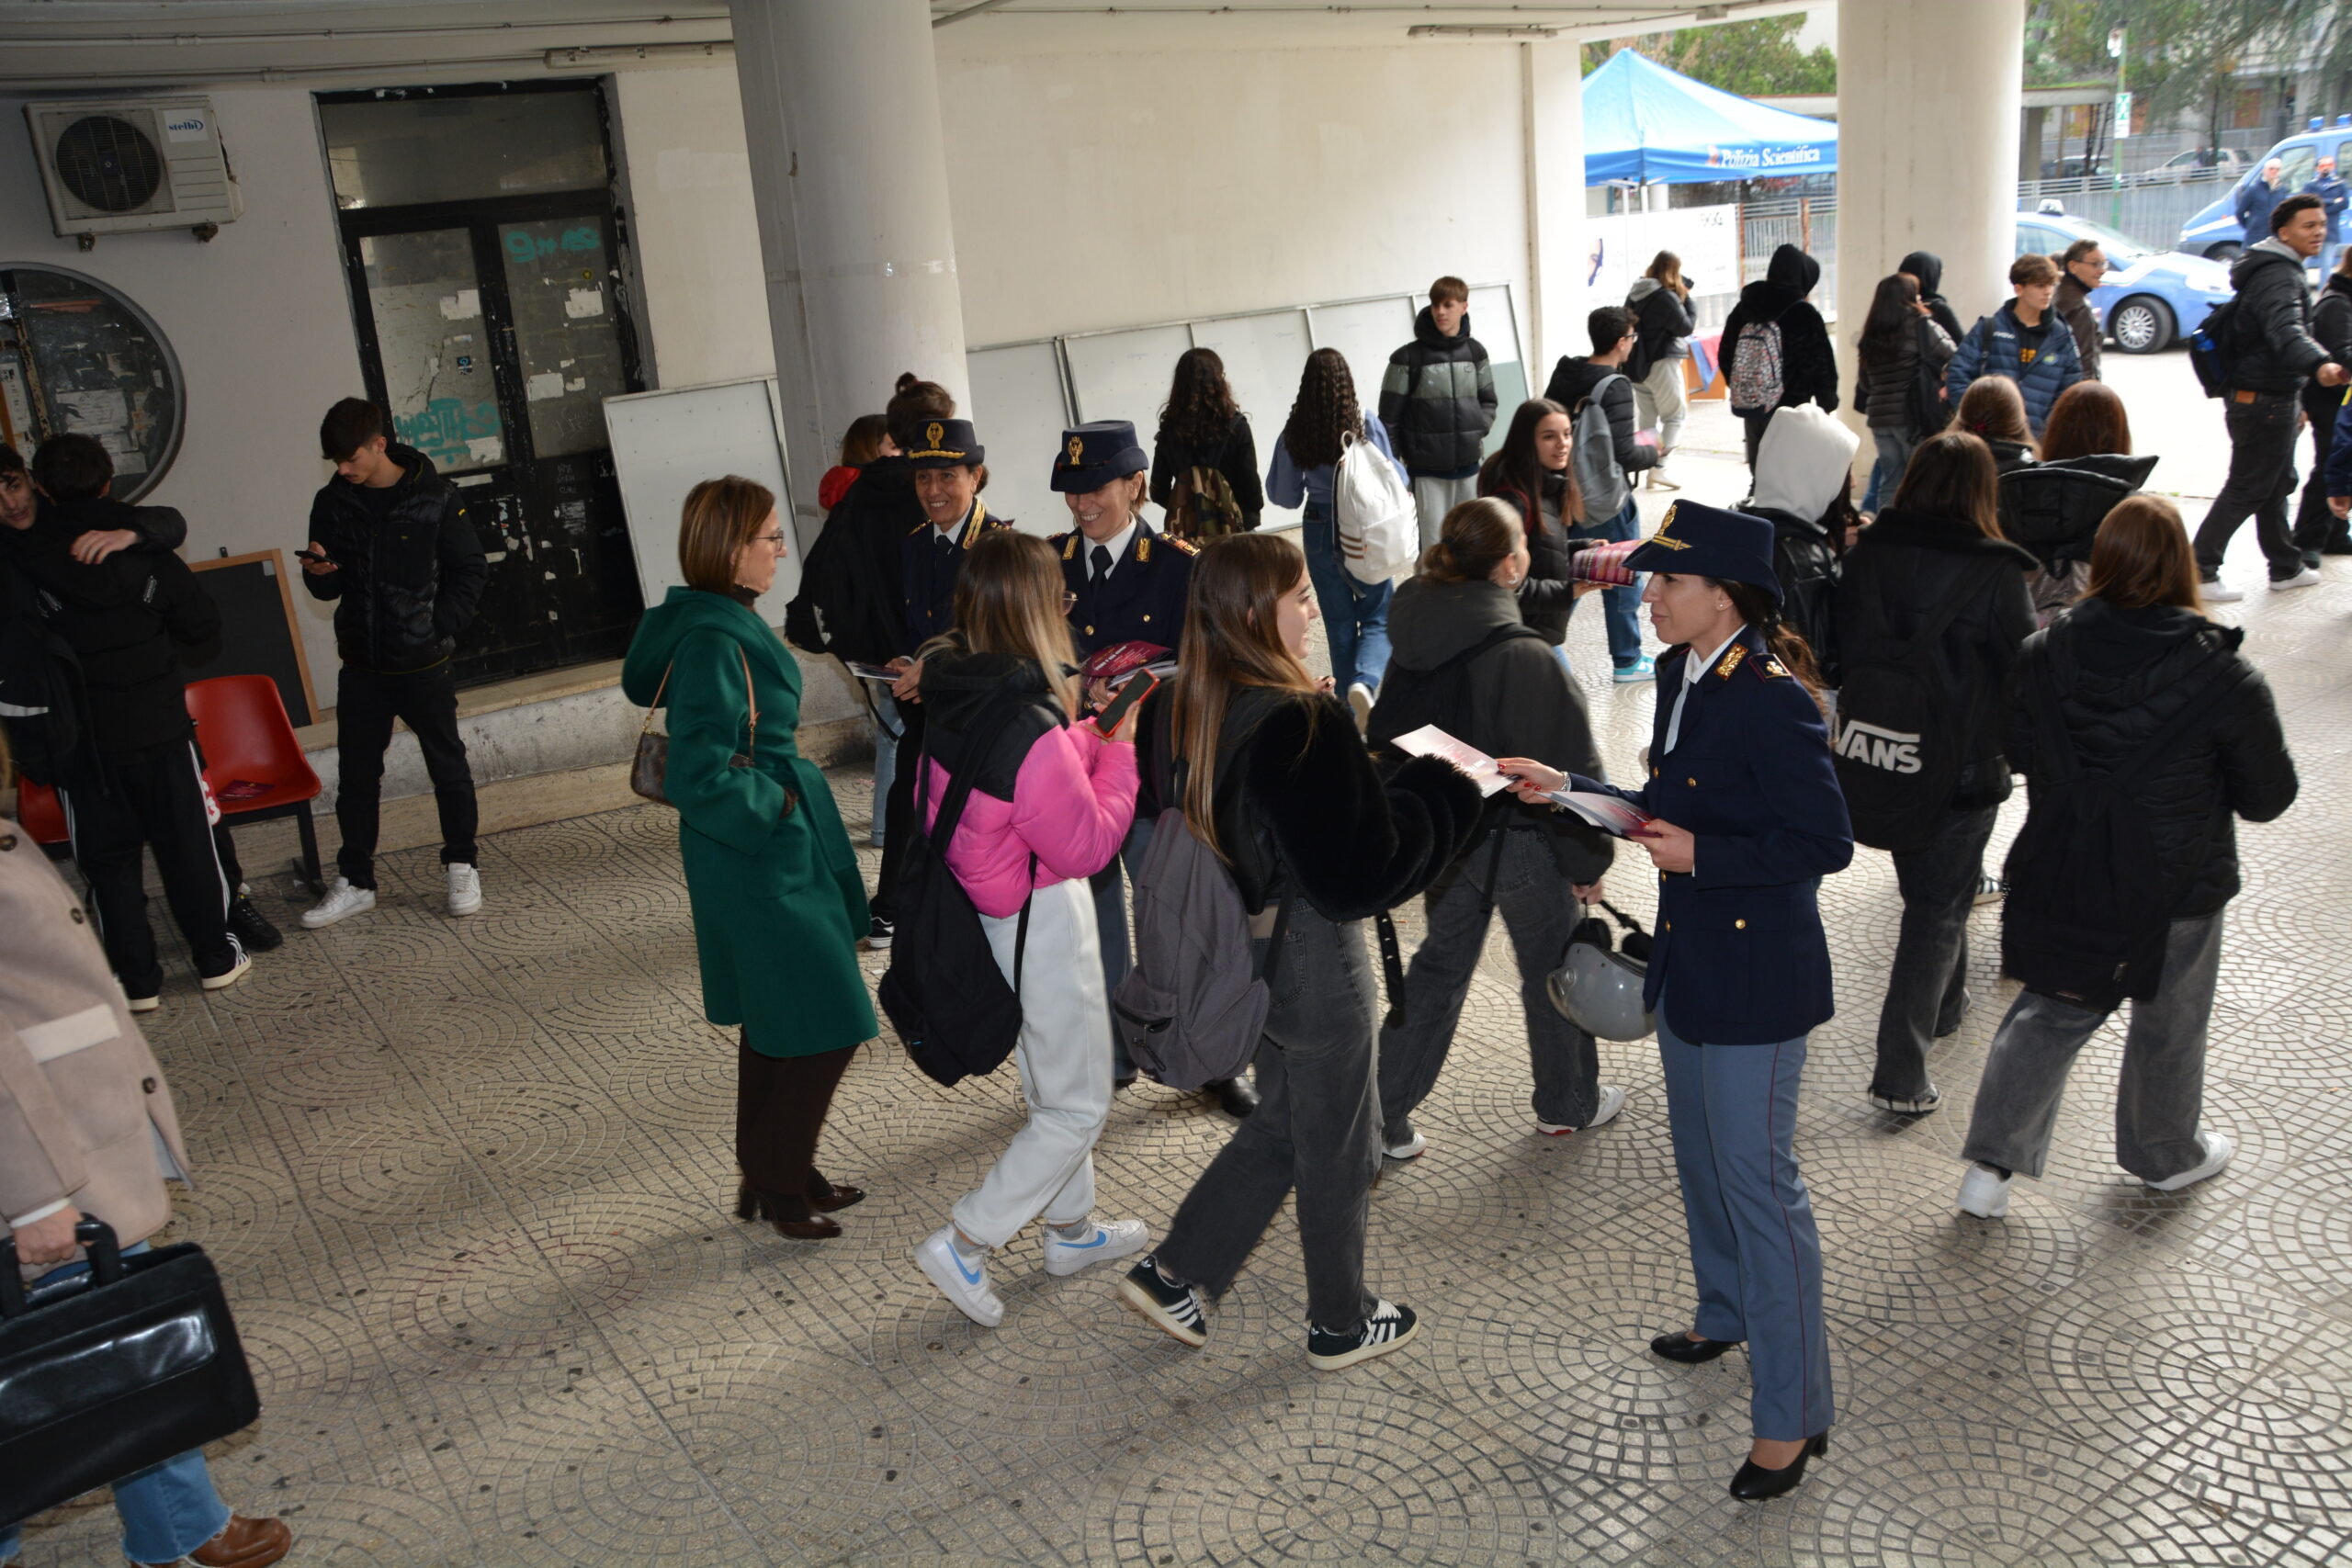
[952,876,1115,1247]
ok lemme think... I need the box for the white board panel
[1307,297,1414,422]
[1188,310,1309,533]
[966,341,1071,537]
[1467,284,1521,366]
[1064,324,1193,529]
[604,377,796,626]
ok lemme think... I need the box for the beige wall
[933,43,1533,349]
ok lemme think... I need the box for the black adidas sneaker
[1308,1299,1419,1371]
[1118,1256,1207,1348]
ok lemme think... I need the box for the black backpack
[1831,561,1991,852]
[1771,515,1842,688]
[2187,296,2241,399]
[877,684,1037,1087]
[0,563,96,788]
[2001,658,2246,1010]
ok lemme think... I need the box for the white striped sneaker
[1308,1298,1419,1371]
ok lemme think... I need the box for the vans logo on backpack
[1836,718,1921,774]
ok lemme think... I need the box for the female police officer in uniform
[1500,500,1851,1500]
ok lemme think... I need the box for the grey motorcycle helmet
[1547,903,1656,1042]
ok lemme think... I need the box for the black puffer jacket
[786,454,924,667]
[1997,453,2157,569]
[0,506,219,760]
[2224,241,2331,396]
[2301,272,2352,426]
[1379,308,1498,480]
[1898,251,1967,347]
[2008,598,2296,916]
[1719,244,1839,415]
[303,445,487,673]
[1374,575,1611,885]
[1626,277,1694,367]
[1483,473,1577,644]
[1838,507,2035,808]
[1136,684,1481,920]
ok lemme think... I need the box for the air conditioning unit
[24,96,243,241]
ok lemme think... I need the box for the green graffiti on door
[396,398,501,468]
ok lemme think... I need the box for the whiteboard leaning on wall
[604,377,798,626]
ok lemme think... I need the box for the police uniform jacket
[899,501,1012,652]
[1573,624,1852,1045]
[1052,521,1195,655]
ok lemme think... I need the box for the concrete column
[729,0,970,544]
[1836,0,2024,429]
[1522,40,1586,376]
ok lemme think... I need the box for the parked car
[2179,118,2352,259]
[2133,147,2248,186]
[2040,153,2112,181]
[2017,209,2233,354]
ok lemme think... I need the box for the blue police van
[2178,116,2352,260]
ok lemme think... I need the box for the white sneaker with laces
[914,1226,1004,1326]
[198,946,253,992]
[1041,1217,1149,1277]
[300,877,376,930]
[2145,1130,2234,1192]
[447,862,482,917]
[2201,577,2245,603]
[1957,1162,2012,1219]
[2269,568,2322,592]
[1537,1084,1627,1134]
[1381,1126,1427,1161]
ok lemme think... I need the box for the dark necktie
[934,529,956,562]
[1091,544,1114,582]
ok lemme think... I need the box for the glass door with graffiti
[321,82,644,685]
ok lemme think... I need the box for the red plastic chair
[185,674,326,894]
[11,774,73,862]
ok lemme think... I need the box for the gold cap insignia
[927,422,944,447]
[1067,434,1084,466]
[1647,502,1691,549]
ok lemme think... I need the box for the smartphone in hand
[1091,670,1158,738]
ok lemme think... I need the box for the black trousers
[736,1033,858,1223]
[58,739,240,995]
[2193,391,2306,581]
[2293,398,2352,553]
[870,702,924,924]
[334,661,478,889]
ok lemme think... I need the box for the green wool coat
[622,587,876,1057]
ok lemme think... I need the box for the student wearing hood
[1719,244,1840,472]
[1898,250,1966,346]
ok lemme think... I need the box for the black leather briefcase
[0,1218,261,1525]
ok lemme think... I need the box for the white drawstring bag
[1333,431,1419,585]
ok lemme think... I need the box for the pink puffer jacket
[922,721,1138,918]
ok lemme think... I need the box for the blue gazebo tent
[1582,48,1838,185]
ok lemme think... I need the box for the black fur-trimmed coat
[1139,686,1482,920]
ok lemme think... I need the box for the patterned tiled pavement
[16,433,2352,1564]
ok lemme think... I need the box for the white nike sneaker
[2145,1130,2234,1192]
[447,863,482,917]
[1041,1216,1150,1277]
[914,1226,1004,1327]
[1957,1162,2013,1219]
[300,877,376,930]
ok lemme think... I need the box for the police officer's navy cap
[1051,420,1149,492]
[907,417,983,468]
[1624,501,1781,604]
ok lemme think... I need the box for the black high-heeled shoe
[733,1185,842,1238]
[1648,1330,1740,1364]
[1728,1431,1829,1500]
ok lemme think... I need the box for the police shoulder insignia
[1713,643,1747,679]
[908,521,930,537]
[1758,656,1791,680]
[1167,536,1199,555]
[1136,533,1151,562]
[1057,533,1077,558]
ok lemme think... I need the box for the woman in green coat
[622,476,877,1238]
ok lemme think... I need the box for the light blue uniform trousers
[1657,1001,1835,1442]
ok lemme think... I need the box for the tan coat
[0,815,191,1278]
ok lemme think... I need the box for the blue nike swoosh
[953,1250,985,1284]
[1058,1231,1108,1250]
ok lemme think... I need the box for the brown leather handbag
[631,648,767,807]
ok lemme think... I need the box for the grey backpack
[1570,373,1631,523]
[1110,716,1291,1089]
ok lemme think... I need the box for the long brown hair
[1951,376,2035,452]
[677,475,777,594]
[931,531,1083,717]
[1645,250,1687,297]
[1170,534,1318,857]
[1890,430,2006,540]
[2039,380,2132,462]
[1419,497,1522,583]
[2085,494,2204,615]
[1279,347,1363,470]
[1159,346,1241,450]
[1476,398,1581,531]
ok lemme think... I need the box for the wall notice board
[187,549,319,728]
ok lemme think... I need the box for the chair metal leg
[291,805,325,897]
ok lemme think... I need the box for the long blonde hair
[928,531,1082,717]
[1169,534,1318,857]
